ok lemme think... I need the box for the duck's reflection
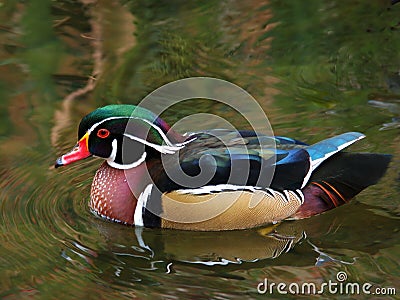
[88,201,399,269]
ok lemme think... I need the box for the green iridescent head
[56,105,190,169]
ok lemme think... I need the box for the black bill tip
[55,157,64,168]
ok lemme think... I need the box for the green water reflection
[0,1,399,299]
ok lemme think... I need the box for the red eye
[97,128,110,138]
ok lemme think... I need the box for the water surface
[0,1,399,299]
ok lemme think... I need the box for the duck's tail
[292,152,392,219]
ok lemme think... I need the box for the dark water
[1,1,399,299]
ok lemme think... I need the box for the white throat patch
[106,138,147,169]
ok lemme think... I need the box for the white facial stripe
[123,133,184,154]
[138,118,175,146]
[134,184,153,227]
[107,152,147,169]
[85,113,197,168]
[86,115,194,153]
[106,138,147,169]
[87,116,128,134]
[108,138,118,162]
[138,117,195,147]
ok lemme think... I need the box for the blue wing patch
[305,132,365,169]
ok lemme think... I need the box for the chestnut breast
[90,162,150,224]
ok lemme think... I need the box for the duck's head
[55,105,187,170]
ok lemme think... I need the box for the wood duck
[55,105,391,231]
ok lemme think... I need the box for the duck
[55,104,391,231]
